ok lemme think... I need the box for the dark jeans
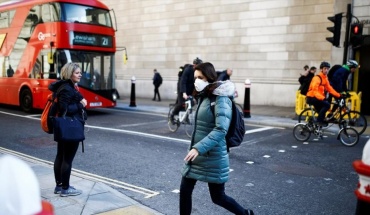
[172,94,185,116]
[306,97,330,123]
[327,94,338,114]
[179,177,246,215]
[153,85,161,100]
[54,141,79,189]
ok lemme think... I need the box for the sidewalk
[0,148,163,215]
[1,97,369,215]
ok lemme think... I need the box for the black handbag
[53,116,85,142]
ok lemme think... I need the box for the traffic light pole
[343,4,352,64]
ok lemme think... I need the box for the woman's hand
[184,148,199,162]
[80,98,87,107]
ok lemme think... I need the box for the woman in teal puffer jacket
[179,62,254,215]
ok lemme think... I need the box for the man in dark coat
[152,69,162,101]
[170,58,202,123]
[217,68,233,81]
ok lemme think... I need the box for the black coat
[48,80,86,122]
[180,65,195,95]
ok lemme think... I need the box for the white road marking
[0,147,159,198]
[0,111,190,144]
[245,127,275,134]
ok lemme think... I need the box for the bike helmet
[346,60,359,68]
[319,61,330,69]
[193,57,203,65]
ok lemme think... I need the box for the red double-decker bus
[0,0,119,112]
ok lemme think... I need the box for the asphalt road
[0,106,367,215]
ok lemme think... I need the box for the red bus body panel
[0,0,117,110]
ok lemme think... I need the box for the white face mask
[194,78,209,92]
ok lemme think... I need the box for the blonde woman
[48,62,87,197]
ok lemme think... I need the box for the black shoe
[158,99,161,102]
[169,115,175,124]
[152,98,155,101]
[245,209,254,215]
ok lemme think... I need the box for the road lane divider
[0,111,190,144]
[245,127,275,134]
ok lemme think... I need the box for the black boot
[245,209,254,215]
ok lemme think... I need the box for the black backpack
[157,73,163,85]
[327,64,342,82]
[300,75,322,96]
[210,96,245,151]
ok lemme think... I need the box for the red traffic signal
[351,23,363,35]
[350,23,364,47]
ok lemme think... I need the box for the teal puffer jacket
[181,96,232,184]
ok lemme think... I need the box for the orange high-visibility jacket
[306,71,340,100]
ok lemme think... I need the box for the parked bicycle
[168,97,197,138]
[298,94,367,135]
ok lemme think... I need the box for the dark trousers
[153,85,161,100]
[179,177,246,215]
[327,94,338,114]
[306,97,330,123]
[54,141,79,189]
[172,94,185,116]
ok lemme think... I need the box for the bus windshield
[61,3,112,27]
[55,50,114,90]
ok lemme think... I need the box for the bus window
[61,3,112,27]
[0,10,15,29]
[41,4,51,22]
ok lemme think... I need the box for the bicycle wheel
[338,127,359,147]
[168,105,179,132]
[293,123,311,142]
[184,106,196,138]
[340,111,367,135]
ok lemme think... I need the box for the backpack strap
[316,75,322,85]
[209,95,217,117]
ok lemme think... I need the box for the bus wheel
[20,88,33,112]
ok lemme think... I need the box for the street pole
[343,4,352,64]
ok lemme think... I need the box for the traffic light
[326,13,342,47]
[350,23,363,47]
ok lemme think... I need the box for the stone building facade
[102,0,357,107]
[1,0,367,107]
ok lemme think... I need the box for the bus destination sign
[73,32,113,48]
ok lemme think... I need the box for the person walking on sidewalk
[306,61,341,126]
[170,57,202,123]
[152,69,162,101]
[48,62,87,197]
[179,62,254,215]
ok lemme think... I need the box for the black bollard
[243,79,251,118]
[129,76,136,107]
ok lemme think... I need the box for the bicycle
[298,95,367,135]
[293,119,359,146]
[168,97,197,138]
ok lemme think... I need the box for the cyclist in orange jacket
[306,61,341,126]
